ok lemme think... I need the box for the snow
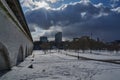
[0,50,120,80]
[62,50,120,60]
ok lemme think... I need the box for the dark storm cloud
[25,8,52,29]
[62,13,120,41]
[25,1,110,29]
[25,1,120,41]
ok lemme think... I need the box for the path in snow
[0,50,120,80]
[61,50,120,64]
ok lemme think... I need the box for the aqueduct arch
[0,42,11,71]
[16,46,24,65]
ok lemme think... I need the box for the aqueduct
[0,0,33,71]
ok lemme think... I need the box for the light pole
[90,33,92,53]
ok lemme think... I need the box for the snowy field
[0,50,120,80]
[61,50,120,61]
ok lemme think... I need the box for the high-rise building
[40,36,48,43]
[55,32,62,43]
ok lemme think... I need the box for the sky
[19,0,120,42]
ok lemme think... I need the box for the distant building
[110,40,120,46]
[55,32,62,43]
[40,36,48,43]
[73,38,80,41]
[73,36,90,41]
[80,36,90,40]
[33,41,41,50]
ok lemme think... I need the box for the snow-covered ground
[61,50,120,60]
[0,50,120,80]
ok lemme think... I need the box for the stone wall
[0,1,33,70]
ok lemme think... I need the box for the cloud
[20,0,50,12]
[30,24,62,41]
[112,7,120,13]
[25,1,110,28]
[47,0,58,3]
[110,0,120,7]
[62,13,120,41]
[20,0,34,12]
[24,0,120,41]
